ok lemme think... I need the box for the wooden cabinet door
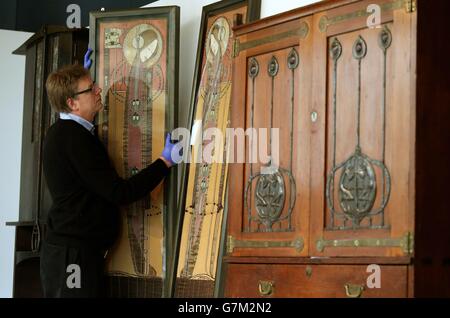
[309,0,416,257]
[228,16,313,257]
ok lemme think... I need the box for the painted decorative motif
[175,1,260,298]
[91,7,178,297]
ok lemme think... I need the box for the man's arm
[67,130,170,205]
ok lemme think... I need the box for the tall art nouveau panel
[90,7,179,297]
[173,0,260,298]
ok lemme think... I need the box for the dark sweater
[43,119,169,250]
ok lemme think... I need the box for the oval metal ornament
[352,35,367,60]
[248,57,259,78]
[378,26,392,51]
[330,37,342,61]
[268,56,279,77]
[338,152,377,225]
[255,172,286,229]
[287,48,299,70]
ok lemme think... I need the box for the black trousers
[40,241,106,298]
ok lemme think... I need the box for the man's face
[69,76,103,122]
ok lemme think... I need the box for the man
[40,63,179,297]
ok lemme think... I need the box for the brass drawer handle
[258,280,274,296]
[344,284,364,298]
[305,265,313,278]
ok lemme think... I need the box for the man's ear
[66,97,77,112]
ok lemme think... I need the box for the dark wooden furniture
[6,26,88,298]
[224,0,450,297]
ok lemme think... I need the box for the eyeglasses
[72,81,97,97]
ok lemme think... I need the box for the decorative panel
[227,15,313,259]
[90,7,179,297]
[244,49,299,234]
[174,0,261,298]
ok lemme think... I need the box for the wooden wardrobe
[223,0,450,297]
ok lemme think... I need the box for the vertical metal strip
[287,48,299,230]
[247,57,259,231]
[357,57,362,149]
[267,56,279,158]
[330,38,342,228]
[352,36,367,150]
[289,66,294,230]
[378,26,392,227]
[332,47,338,228]
[354,36,366,227]
[270,73,274,154]
[381,42,387,227]
[290,63,295,172]
[249,73,255,231]
[331,41,339,168]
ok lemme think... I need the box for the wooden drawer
[224,263,408,297]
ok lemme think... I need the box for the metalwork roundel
[338,152,377,224]
[352,35,367,60]
[248,57,259,78]
[330,37,342,61]
[287,48,299,70]
[378,27,392,51]
[255,172,286,226]
[268,56,279,77]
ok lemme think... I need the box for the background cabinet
[6,26,88,297]
[224,0,450,297]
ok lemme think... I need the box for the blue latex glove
[161,133,182,166]
[84,47,93,69]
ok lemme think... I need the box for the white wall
[0,30,33,298]
[261,0,321,19]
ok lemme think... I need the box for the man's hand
[160,133,182,168]
[84,48,93,69]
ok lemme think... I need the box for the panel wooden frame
[89,7,179,298]
[173,0,261,298]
